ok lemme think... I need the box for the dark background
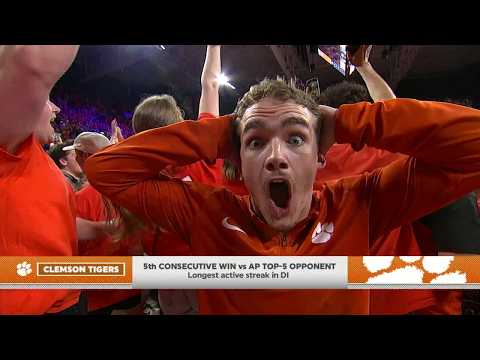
[53,45,480,119]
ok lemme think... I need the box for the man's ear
[59,158,68,167]
[316,153,326,170]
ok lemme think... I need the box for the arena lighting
[216,73,236,89]
[154,45,166,50]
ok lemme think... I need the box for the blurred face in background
[60,149,83,178]
[75,149,92,170]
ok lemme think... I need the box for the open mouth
[269,179,291,209]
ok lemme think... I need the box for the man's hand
[110,118,124,144]
[348,45,396,102]
[116,123,125,142]
[110,118,118,144]
[76,217,122,241]
[347,45,372,68]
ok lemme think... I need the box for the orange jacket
[85,99,480,314]
[0,136,80,314]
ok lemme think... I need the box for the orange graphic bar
[3,256,480,289]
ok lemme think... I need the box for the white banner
[132,256,348,289]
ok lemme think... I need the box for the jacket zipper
[280,233,288,247]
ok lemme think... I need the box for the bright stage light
[216,73,236,89]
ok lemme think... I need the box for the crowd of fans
[3,44,480,316]
[50,93,135,141]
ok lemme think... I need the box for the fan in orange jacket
[129,96,220,314]
[305,45,462,315]
[314,47,461,313]
[133,45,226,314]
[0,45,82,315]
[68,131,143,314]
[214,45,459,314]
[85,76,480,314]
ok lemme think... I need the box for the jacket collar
[241,190,327,242]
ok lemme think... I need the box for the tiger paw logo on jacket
[311,222,334,244]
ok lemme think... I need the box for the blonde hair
[107,94,184,241]
[132,95,184,133]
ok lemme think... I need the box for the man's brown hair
[223,77,324,181]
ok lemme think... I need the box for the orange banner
[0,257,132,284]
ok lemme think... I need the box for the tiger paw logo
[311,222,334,244]
[362,256,467,284]
[16,262,32,277]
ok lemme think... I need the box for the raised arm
[0,45,79,152]
[198,45,221,117]
[329,99,480,241]
[348,45,396,102]
[84,115,233,239]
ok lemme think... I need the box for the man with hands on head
[85,67,480,313]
